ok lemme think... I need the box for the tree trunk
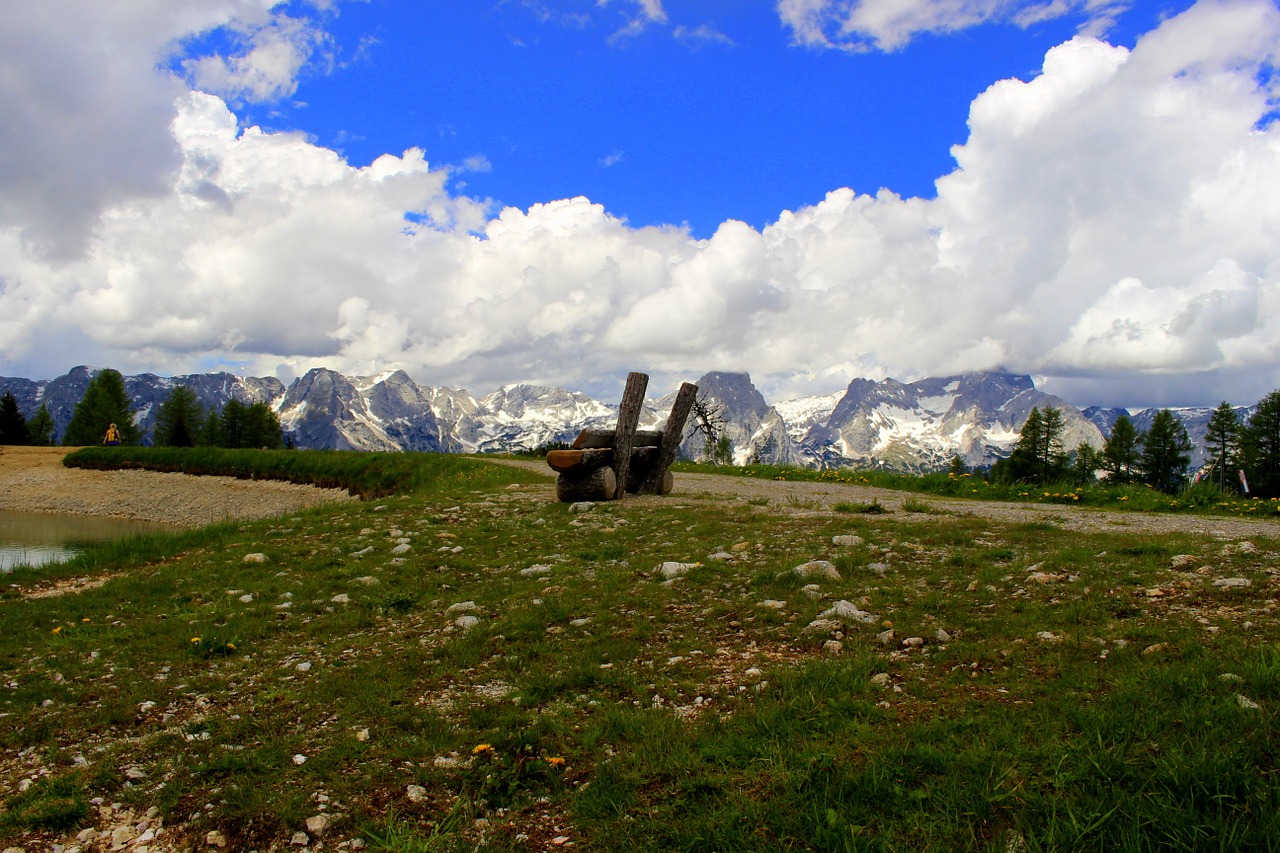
[641,381,697,494]
[610,372,649,500]
[556,466,617,502]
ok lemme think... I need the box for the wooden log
[572,429,661,450]
[610,372,649,500]
[621,446,659,493]
[546,448,612,473]
[556,466,617,503]
[641,381,698,494]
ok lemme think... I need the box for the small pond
[0,509,183,571]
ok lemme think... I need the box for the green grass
[2,451,1278,850]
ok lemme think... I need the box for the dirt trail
[485,457,1280,542]
[0,446,356,527]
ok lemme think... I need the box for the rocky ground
[0,447,356,528]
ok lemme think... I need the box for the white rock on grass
[331,593,351,604]
[1237,694,1262,710]
[1213,577,1252,588]
[660,561,700,580]
[818,600,877,624]
[455,615,480,631]
[243,553,267,564]
[391,543,412,555]
[1170,554,1198,568]
[793,560,841,582]
[445,601,478,615]
[306,815,329,836]
[800,584,824,599]
[832,535,864,547]
[570,502,595,513]
[867,562,889,577]
[760,600,787,610]
[519,565,553,577]
[407,784,429,802]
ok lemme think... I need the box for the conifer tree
[0,391,29,444]
[1140,409,1191,494]
[62,369,139,446]
[26,404,55,446]
[1102,414,1142,484]
[1203,401,1242,490]
[1241,390,1280,498]
[154,385,204,447]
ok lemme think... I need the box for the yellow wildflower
[51,626,62,635]
[473,743,494,755]
[547,756,566,768]
[191,637,201,644]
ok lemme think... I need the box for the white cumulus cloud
[2,0,1280,409]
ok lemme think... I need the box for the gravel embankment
[0,446,357,528]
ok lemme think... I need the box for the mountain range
[0,366,1251,472]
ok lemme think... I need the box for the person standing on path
[103,423,121,445]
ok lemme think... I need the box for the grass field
[2,450,1278,851]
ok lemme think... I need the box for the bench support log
[641,381,697,494]
[555,466,617,503]
[610,372,649,500]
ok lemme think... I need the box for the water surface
[0,509,182,571]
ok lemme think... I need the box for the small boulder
[793,560,841,582]
[832,534,864,547]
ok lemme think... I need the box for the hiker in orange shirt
[103,423,121,445]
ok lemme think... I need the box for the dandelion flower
[547,756,566,768]
[473,743,494,755]
[191,637,201,644]
[51,626,62,635]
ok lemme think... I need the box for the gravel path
[0,446,357,528]
[485,457,1280,542]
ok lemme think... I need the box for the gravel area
[0,446,357,528]
[486,458,1280,542]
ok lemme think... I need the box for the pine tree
[154,385,204,447]
[241,402,283,449]
[1241,389,1280,498]
[1034,406,1067,481]
[0,392,29,444]
[1141,409,1192,494]
[1071,442,1099,485]
[26,404,55,446]
[1202,401,1242,490]
[1102,414,1142,484]
[63,369,139,446]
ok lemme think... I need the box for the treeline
[993,390,1280,498]
[0,368,284,449]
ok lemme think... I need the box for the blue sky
[239,1,1180,236]
[2,0,1279,407]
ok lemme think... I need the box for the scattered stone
[1213,577,1252,588]
[290,831,310,846]
[113,827,138,847]
[659,561,699,580]
[870,672,892,688]
[238,594,254,604]
[902,637,925,648]
[519,565,552,577]
[407,785,428,803]
[731,542,752,552]
[935,628,951,642]
[793,560,841,581]
[867,562,889,577]
[569,502,594,513]
[570,617,591,626]
[1170,554,1198,568]
[77,829,97,843]
[292,754,307,765]
[1026,572,1058,585]
[832,534,864,547]
[356,728,370,742]
[455,615,480,631]
[205,830,227,848]
[745,667,764,679]
[351,546,374,557]
[876,629,895,646]
[707,551,734,561]
[1036,632,1058,642]
[124,766,147,780]
[967,579,980,591]
[391,543,412,555]
[823,640,844,654]
[445,601,478,615]
[1220,673,1245,683]
[1237,694,1262,710]
[296,661,312,672]
[243,553,267,564]
[818,600,877,624]
[1142,643,1168,656]
[306,815,329,836]
[761,600,787,610]
[800,584,824,599]
[331,593,350,604]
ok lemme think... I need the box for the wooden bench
[549,372,697,502]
